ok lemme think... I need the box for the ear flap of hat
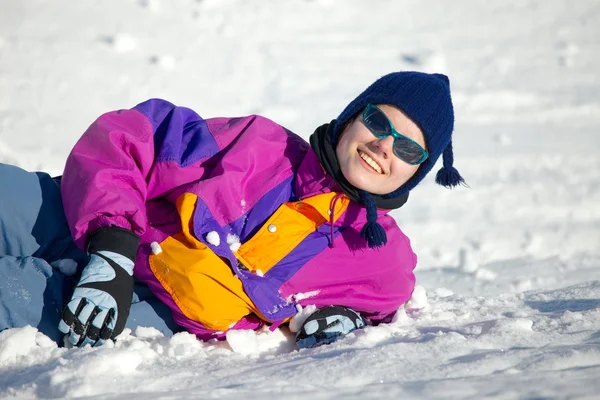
[435,139,466,188]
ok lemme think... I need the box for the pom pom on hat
[359,190,387,248]
[435,140,465,188]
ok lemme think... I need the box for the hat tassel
[435,140,466,188]
[359,191,387,248]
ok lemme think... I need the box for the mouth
[358,149,383,174]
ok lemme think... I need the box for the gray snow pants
[0,163,180,343]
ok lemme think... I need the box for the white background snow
[1,0,599,398]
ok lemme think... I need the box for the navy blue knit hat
[333,71,465,248]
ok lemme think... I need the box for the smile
[358,150,383,174]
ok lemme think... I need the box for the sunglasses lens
[394,139,425,165]
[363,104,427,165]
[363,106,392,137]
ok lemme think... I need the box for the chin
[363,186,387,195]
[348,175,379,194]
[343,164,383,193]
[355,175,398,195]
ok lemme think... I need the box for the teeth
[359,150,383,174]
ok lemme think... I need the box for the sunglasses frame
[361,104,429,165]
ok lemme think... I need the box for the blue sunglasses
[361,104,429,165]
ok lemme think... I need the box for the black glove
[58,227,139,347]
[296,306,366,349]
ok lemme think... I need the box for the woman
[0,71,463,349]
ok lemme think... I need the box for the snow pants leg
[0,163,180,344]
[0,162,87,343]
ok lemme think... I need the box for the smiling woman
[1,71,464,351]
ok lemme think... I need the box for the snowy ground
[1,0,599,398]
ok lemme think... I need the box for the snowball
[226,233,239,244]
[256,269,264,277]
[206,231,220,246]
[51,259,78,276]
[288,304,317,333]
[227,233,241,252]
[240,199,247,208]
[150,242,162,255]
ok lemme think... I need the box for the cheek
[335,138,349,164]
[392,162,419,185]
[338,122,366,149]
[338,136,352,154]
[337,131,359,161]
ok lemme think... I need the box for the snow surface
[1,0,599,398]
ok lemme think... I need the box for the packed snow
[205,231,221,247]
[150,242,163,255]
[1,0,599,399]
[227,233,241,252]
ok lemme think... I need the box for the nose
[375,135,395,159]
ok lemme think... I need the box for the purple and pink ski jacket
[60,99,417,340]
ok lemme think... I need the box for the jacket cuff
[87,227,140,262]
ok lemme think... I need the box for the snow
[2,283,599,398]
[227,233,241,252]
[288,304,318,333]
[286,290,321,303]
[1,0,600,398]
[149,241,162,255]
[50,259,78,276]
[205,231,221,247]
[226,326,294,356]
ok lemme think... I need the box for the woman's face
[336,104,426,195]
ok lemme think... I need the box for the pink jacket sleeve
[61,99,222,249]
[61,108,156,249]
